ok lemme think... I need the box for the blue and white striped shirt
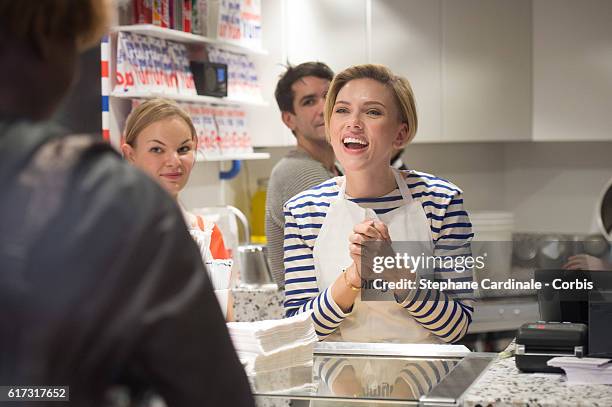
[282,169,474,343]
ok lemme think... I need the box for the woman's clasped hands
[348,219,401,284]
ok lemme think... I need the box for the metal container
[236,244,273,285]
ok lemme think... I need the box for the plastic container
[470,211,515,297]
[250,178,267,244]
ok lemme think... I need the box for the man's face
[282,76,330,142]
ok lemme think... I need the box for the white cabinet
[266,0,612,145]
[371,0,442,143]
[248,0,295,147]
[285,0,367,73]
[367,0,532,143]
[533,0,612,141]
[441,0,532,142]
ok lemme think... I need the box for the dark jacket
[0,120,254,407]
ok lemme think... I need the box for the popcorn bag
[133,0,153,24]
[202,107,222,158]
[145,36,165,92]
[239,0,262,49]
[169,41,197,96]
[114,32,135,93]
[115,32,151,93]
[160,40,178,91]
[152,0,162,26]
[234,109,252,154]
[213,108,233,156]
[225,109,240,155]
[185,104,205,158]
[218,0,241,42]
[115,30,198,96]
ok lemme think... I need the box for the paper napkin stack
[227,311,317,376]
[547,357,612,385]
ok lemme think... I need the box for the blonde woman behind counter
[283,64,474,343]
[121,98,233,319]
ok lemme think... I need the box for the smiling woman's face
[329,78,408,173]
[124,116,196,198]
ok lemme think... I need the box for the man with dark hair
[265,62,339,288]
[0,2,254,406]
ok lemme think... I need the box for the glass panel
[250,356,459,403]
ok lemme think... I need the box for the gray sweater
[265,149,336,288]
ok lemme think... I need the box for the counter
[252,341,612,406]
[462,342,612,407]
[232,284,284,322]
[232,287,612,406]
[251,342,496,406]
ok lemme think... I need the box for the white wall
[180,0,612,238]
[533,0,612,141]
[504,142,612,233]
[399,143,506,211]
[180,162,227,208]
[226,142,612,236]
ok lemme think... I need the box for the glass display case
[250,342,496,406]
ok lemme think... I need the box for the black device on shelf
[530,269,612,363]
[588,290,612,357]
[515,321,588,373]
[536,270,612,323]
[190,61,228,97]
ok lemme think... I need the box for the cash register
[515,270,612,373]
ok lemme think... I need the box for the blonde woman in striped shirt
[283,64,474,343]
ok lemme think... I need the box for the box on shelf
[133,0,153,24]
[115,32,196,96]
[179,103,252,159]
[206,45,262,102]
[192,0,215,37]
[125,0,262,48]
[238,0,262,49]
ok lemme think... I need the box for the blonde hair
[324,64,418,144]
[124,98,197,147]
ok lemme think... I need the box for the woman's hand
[331,219,393,313]
[349,219,391,277]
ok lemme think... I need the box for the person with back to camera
[0,1,254,406]
[121,98,235,320]
[283,64,475,344]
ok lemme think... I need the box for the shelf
[110,91,268,108]
[196,152,270,162]
[113,24,268,55]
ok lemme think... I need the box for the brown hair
[274,62,334,113]
[124,99,197,147]
[0,0,112,119]
[324,64,418,144]
[0,0,112,55]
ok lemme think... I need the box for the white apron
[312,168,441,343]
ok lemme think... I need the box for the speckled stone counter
[231,284,288,407]
[463,343,612,407]
[232,283,284,322]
